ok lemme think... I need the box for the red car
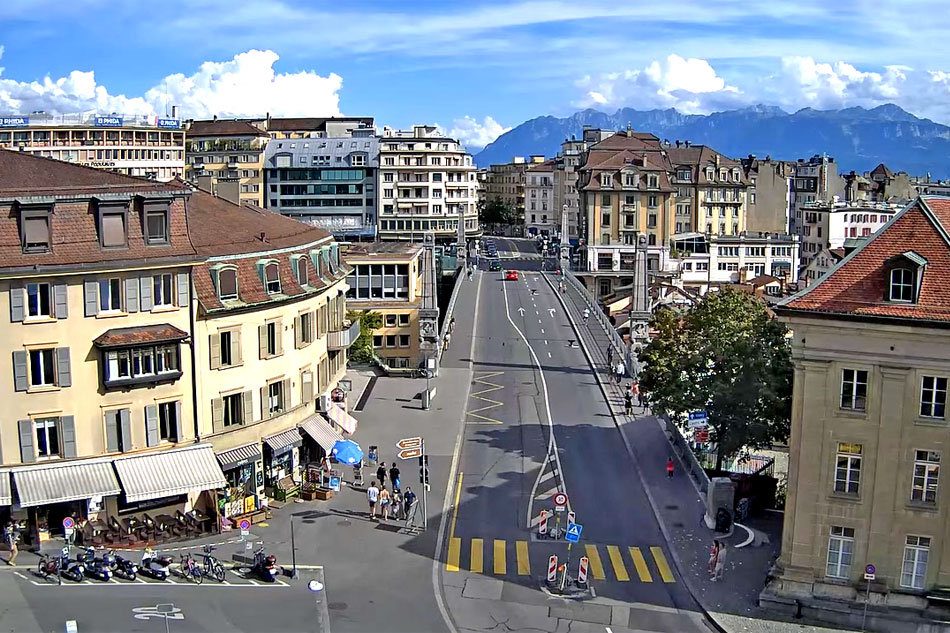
[505,270,519,281]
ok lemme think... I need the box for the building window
[840,369,868,411]
[300,312,314,345]
[153,273,173,307]
[648,195,658,207]
[266,321,280,357]
[890,268,915,302]
[26,282,52,319]
[601,212,610,227]
[216,268,238,301]
[351,155,365,167]
[385,314,397,327]
[100,210,127,248]
[144,207,169,245]
[912,450,940,504]
[901,536,931,590]
[268,380,284,416]
[920,376,948,419]
[264,262,280,294]
[834,443,862,495]
[220,330,234,367]
[29,349,56,387]
[99,278,122,312]
[373,335,382,348]
[399,334,410,348]
[599,279,611,295]
[601,194,611,206]
[21,210,51,253]
[223,392,244,427]
[399,314,410,326]
[386,334,397,347]
[158,401,178,442]
[34,417,60,459]
[104,344,179,387]
[597,253,613,270]
[826,526,854,579]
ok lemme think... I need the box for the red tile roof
[779,197,950,323]
[93,324,189,348]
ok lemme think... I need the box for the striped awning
[215,443,262,470]
[263,428,303,455]
[327,403,359,435]
[299,414,344,451]
[113,444,227,503]
[12,460,121,508]
[0,470,11,506]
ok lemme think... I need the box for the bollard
[538,510,548,536]
[546,555,558,585]
[567,511,575,526]
[577,556,589,586]
[558,563,568,592]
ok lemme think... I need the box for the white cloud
[777,57,907,108]
[0,48,342,119]
[445,116,512,150]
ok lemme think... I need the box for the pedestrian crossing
[444,537,675,583]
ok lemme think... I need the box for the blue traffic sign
[565,523,583,543]
[865,564,875,575]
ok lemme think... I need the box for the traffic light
[419,455,429,489]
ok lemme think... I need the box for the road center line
[449,472,463,538]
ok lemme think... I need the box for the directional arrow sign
[565,523,583,543]
[548,308,556,317]
[518,307,525,316]
[398,447,422,460]
[396,437,422,450]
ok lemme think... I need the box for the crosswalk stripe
[629,547,653,582]
[650,546,675,583]
[493,539,506,575]
[606,545,629,581]
[446,537,461,572]
[471,538,484,573]
[516,541,530,575]
[584,544,606,580]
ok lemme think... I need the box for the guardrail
[439,265,465,343]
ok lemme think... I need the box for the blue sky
[1,0,949,148]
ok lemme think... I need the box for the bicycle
[179,553,203,584]
[201,544,226,582]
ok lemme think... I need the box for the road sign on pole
[864,564,876,581]
[62,517,74,529]
[398,447,422,460]
[553,492,568,511]
[565,523,583,543]
[396,437,422,450]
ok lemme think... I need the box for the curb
[542,272,729,633]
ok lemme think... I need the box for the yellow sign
[244,496,256,514]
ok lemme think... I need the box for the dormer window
[292,255,308,286]
[889,268,915,302]
[602,174,612,188]
[143,200,171,245]
[98,202,128,249]
[20,205,52,253]
[261,261,281,294]
[212,265,238,302]
[885,251,927,303]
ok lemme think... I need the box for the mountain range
[474,104,950,179]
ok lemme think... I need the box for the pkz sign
[94,116,124,127]
[157,118,181,129]
[0,117,29,128]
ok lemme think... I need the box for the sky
[2,0,950,150]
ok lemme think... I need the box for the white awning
[263,429,303,455]
[113,444,227,503]
[0,470,11,506]
[12,460,121,508]
[215,443,262,470]
[327,403,358,435]
[299,414,344,451]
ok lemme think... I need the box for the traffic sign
[62,517,74,529]
[553,492,568,510]
[688,411,708,427]
[865,564,876,580]
[396,437,422,450]
[238,519,251,531]
[565,523,583,543]
[398,447,422,460]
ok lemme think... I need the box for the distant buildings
[671,232,800,295]
[524,159,556,236]
[185,119,270,207]
[482,156,546,230]
[666,143,751,236]
[742,156,796,235]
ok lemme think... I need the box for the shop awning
[326,403,359,435]
[215,443,262,470]
[299,414,344,451]
[0,470,11,506]
[113,444,227,503]
[263,429,302,455]
[12,459,121,508]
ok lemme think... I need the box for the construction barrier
[546,555,558,583]
[567,511,575,526]
[577,556,589,586]
[538,510,548,536]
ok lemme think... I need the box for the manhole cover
[665,504,679,510]
[327,602,348,611]
[337,519,351,526]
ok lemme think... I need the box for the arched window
[263,261,280,294]
[213,266,238,301]
[889,268,915,302]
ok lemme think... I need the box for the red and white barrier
[577,556,589,585]
[567,511,576,526]
[547,555,558,583]
[538,510,548,536]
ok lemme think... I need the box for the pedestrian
[444,332,451,350]
[614,361,625,385]
[707,540,720,575]
[379,486,391,521]
[712,542,727,581]
[367,481,380,519]
[4,522,19,566]
[376,462,387,487]
[624,391,633,416]
[638,390,647,408]
[667,456,675,478]
[449,317,456,334]
[391,489,402,520]
[389,463,401,492]
[404,487,418,526]
[606,345,613,365]
[583,308,590,323]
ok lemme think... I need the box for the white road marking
[544,340,548,345]
[541,329,544,334]
[548,352,552,358]
[14,572,26,580]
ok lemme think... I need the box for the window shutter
[139,276,153,311]
[260,386,268,419]
[13,351,28,392]
[9,283,24,322]
[258,325,268,359]
[104,410,119,453]
[83,279,98,317]
[173,401,182,442]
[119,409,132,452]
[242,390,253,424]
[274,320,283,356]
[56,347,71,387]
[211,397,224,432]
[176,272,189,307]
[232,329,243,365]
[18,419,34,463]
[144,405,159,447]
[294,315,302,349]
[209,268,220,296]
[53,283,68,319]
[61,416,77,458]
[282,378,292,410]
[124,277,139,313]
[302,371,313,403]
[209,334,221,370]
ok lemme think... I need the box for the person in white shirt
[367,481,380,520]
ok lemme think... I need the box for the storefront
[298,413,344,468]
[262,428,303,488]
[0,470,11,528]
[215,442,263,518]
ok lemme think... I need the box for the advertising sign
[157,118,181,129]
[94,116,124,127]
[0,117,29,128]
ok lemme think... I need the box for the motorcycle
[78,547,112,581]
[250,546,280,582]
[58,548,85,583]
[139,547,171,581]
[111,551,138,581]
[36,552,62,583]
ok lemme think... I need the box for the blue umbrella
[331,439,363,465]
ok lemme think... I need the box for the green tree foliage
[478,198,519,228]
[638,288,792,470]
[347,310,383,364]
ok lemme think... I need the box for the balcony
[328,320,360,351]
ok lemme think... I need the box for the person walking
[606,345,613,365]
[666,456,675,478]
[707,540,720,575]
[624,391,633,416]
[376,462,387,488]
[404,487,418,527]
[711,542,727,581]
[614,361,625,385]
[391,489,402,520]
[389,463,401,492]
[583,308,590,323]
[4,522,19,566]
[367,481,380,520]
[379,486,391,521]
[444,332,451,350]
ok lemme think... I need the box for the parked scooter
[250,545,280,582]
[111,551,138,581]
[139,547,171,581]
[78,546,113,581]
[58,547,85,583]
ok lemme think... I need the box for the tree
[638,288,792,471]
[478,198,519,229]
[347,310,383,364]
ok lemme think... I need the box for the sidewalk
[551,274,850,633]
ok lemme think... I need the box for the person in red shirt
[667,457,675,478]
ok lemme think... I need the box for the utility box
[705,477,736,531]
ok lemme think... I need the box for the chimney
[213,114,218,121]
[259,232,267,243]
[675,140,681,148]
[685,141,690,148]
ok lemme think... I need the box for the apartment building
[764,196,950,632]
[670,232,800,295]
[525,159,556,236]
[742,156,796,235]
[801,246,846,287]
[799,200,904,264]
[553,138,586,245]
[265,117,374,140]
[0,112,185,181]
[185,119,270,207]
[376,125,480,242]
[789,155,842,254]
[264,127,379,239]
[667,143,750,237]
[482,156,545,224]
[343,242,425,369]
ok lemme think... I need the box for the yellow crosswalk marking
[584,544,606,580]
[606,545,629,581]
[446,537,461,572]
[471,538,484,573]
[516,541,530,575]
[493,539,506,575]
[650,546,675,583]
[629,547,653,582]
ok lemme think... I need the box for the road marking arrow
[518,307,525,316]
[549,308,556,317]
